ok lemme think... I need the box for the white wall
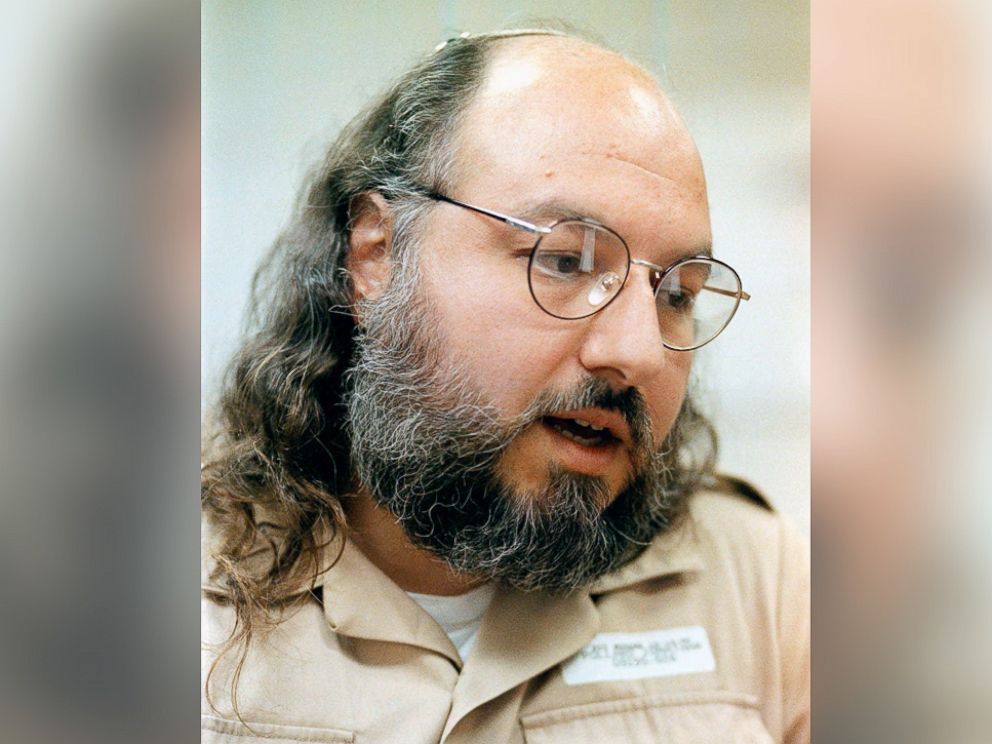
[202,0,809,532]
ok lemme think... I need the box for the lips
[543,416,616,447]
[533,407,634,478]
[541,408,632,448]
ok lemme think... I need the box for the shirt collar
[316,533,461,664]
[302,507,702,628]
[206,503,703,668]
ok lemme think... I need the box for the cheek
[645,353,692,441]
[435,300,580,410]
[417,235,694,439]
[420,246,580,410]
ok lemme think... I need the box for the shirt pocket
[520,691,774,744]
[201,714,355,743]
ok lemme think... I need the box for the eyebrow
[512,199,595,225]
[512,198,714,261]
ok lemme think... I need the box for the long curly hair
[201,28,718,716]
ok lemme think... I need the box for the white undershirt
[407,583,496,662]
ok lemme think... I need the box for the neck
[343,489,486,596]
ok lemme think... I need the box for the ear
[346,191,393,305]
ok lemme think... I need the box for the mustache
[516,377,654,448]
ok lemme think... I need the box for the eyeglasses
[423,191,750,351]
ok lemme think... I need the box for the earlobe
[346,191,393,305]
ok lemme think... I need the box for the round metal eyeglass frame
[422,190,751,351]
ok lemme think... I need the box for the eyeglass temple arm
[703,284,751,301]
[423,191,551,234]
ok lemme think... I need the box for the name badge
[561,626,716,685]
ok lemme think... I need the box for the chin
[498,439,631,508]
[500,466,623,515]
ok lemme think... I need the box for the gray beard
[343,270,687,593]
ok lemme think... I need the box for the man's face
[416,40,710,504]
[345,40,713,591]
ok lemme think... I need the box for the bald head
[441,34,709,261]
[450,36,702,192]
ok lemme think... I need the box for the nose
[577,269,670,388]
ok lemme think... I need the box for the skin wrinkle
[574,149,709,251]
[463,189,712,267]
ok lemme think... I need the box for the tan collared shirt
[202,485,809,743]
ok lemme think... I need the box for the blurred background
[2,2,198,743]
[201,0,811,532]
[813,0,992,740]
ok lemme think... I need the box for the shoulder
[593,474,807,598]
[685,478,810,742]
[609,474,808,616]
[681,476,810,650]
[587,476,810,741]
[687,474,808,567]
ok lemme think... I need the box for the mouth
[537,412,627,479]
[517,408,634,483]
[542,415,619,448]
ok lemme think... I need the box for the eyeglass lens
[528,220,743,350]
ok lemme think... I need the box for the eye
[658,286,698,313]
[533,251,583,278]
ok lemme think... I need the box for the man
[202,29,809,744]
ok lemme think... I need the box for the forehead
[448,37,709,245]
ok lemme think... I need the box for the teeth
[557,427,598,446]
[572,418,607,433]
